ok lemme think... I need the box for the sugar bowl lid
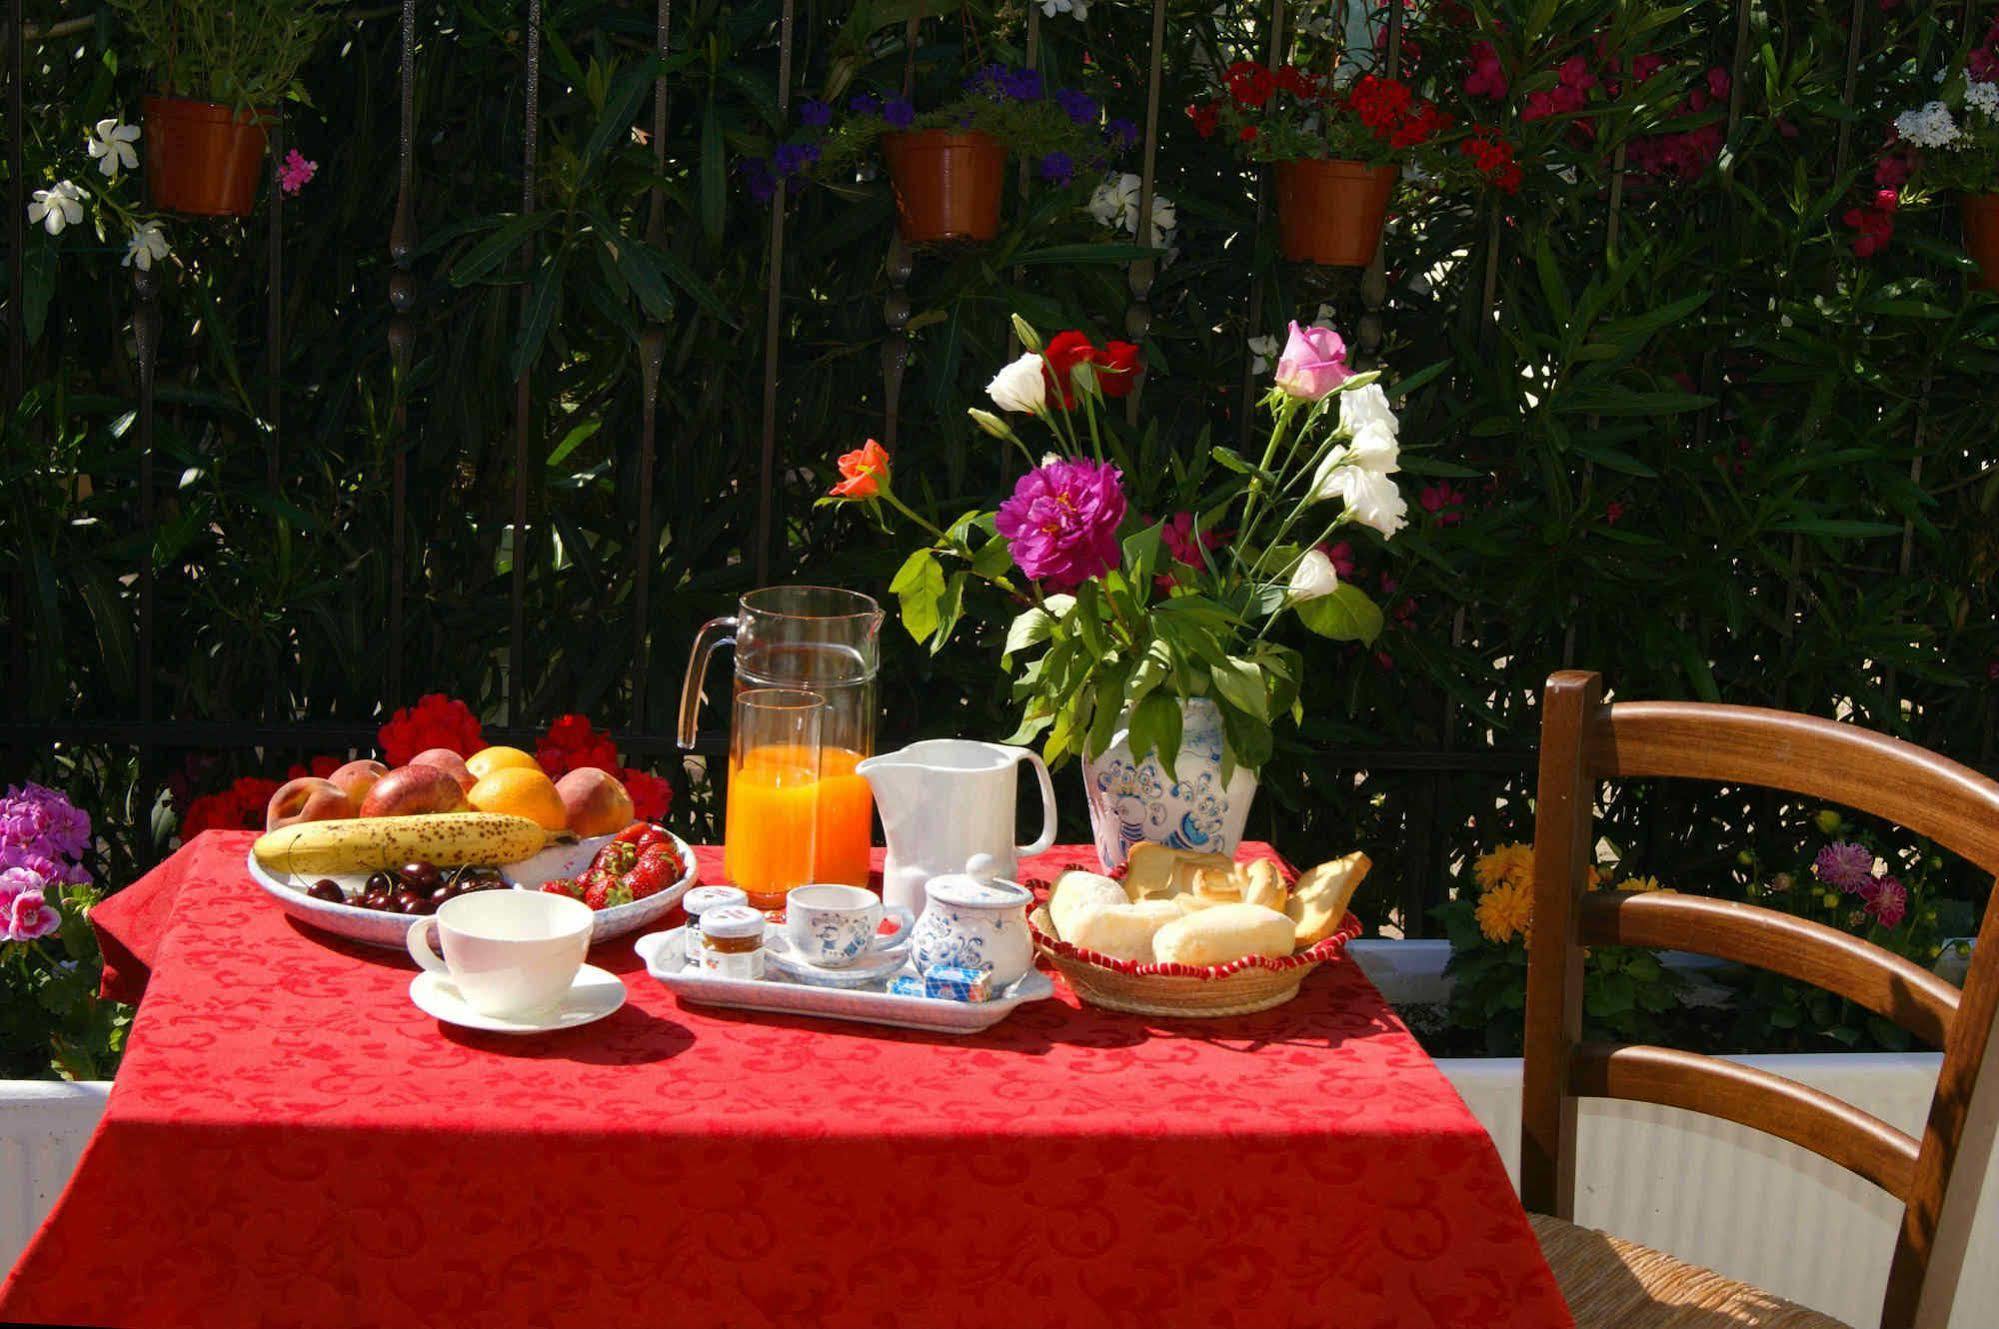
[924,854,1033,910]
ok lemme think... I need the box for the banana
[252,813,551,876]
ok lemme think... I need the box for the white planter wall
[1351,940,1999,1329]
[0,1080,108,1277]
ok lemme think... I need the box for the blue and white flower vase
[1080,696,1260,870]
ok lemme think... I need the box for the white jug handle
[1014,749,1058,860]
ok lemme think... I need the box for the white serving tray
[246,833,696,950]
[634,928,1054,1035]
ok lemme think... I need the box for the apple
[408,748,476,793]
[556,768,636,838]
[327,759,388,804]
[266,778,358,833]
[359,764,470,818]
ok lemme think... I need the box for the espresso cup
[406,890,592,1018]
[783,883,912,969]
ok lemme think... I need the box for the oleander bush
[3,0,1995,963]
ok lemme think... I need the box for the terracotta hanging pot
[143,95,272,218]
[1962,193,1999,294]
[1275,158,1397,267]
[881,130,1007,245]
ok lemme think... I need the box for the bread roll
[1240,858,1288,913]
[1049,870,1131,940]
[1287,851,1371,948]
[1166,851,1234,898]
[1124,843,1180,899]
[1151,903,1296,967]
[1190,865,1244,904]
[1067,900,1185,963]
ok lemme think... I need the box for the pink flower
[1814,841,1875,893]
[995,458,1127,592]
[1420,482,1466,526]
[1319,540,1357,579]
[1464,42,1508,99]
[1151,511,1226,588]
[278,150,318,197]
[1604,500,1627,525]
[1272,321,1351,401]
[1865,876,1907,930]
[1559,56,1597,90]
[1632,53,1666,82]
[1874,152,1912,188]
[0,867,59,942]
[1705,67,1731,99]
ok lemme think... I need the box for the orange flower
[830,439,890,499]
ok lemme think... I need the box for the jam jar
[697,905,767,980]
[680,886,749,965]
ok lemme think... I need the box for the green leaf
[889,548,946,644]
[449,212,553,286]
[971,536,1014,580]
[932,572,967,651]
[700,100,725,247]
[640,243,737,327]
[509,252,567,379]
[1130,691,1184,779]
[1011,243,1155,266]
[1208,655,1269,722]
[1770,518,1902,538]
[1296,584,1384,644]
[1003,606,1055,659]
[581,64,657,173]
[545,419,601,468]
[22,239,55,343]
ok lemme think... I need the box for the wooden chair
[1523,671,1999,1329]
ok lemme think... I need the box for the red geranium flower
[286,755,342,781]
[1042,330,1098,409]
[537,715,622,778]
[1093,341,1142,398]
[378,694,484,768]
[622,767,675,822]
[1187,101,1221,139]
[1225,61,1276,109]
[181,776,283,837]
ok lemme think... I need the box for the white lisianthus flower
[1893,101,1961,149]
[1040,0,1090,17]
[1287,548,1340,602]
[987,353,1048,414]
[1967,80,1999,120]
[1321,465,1409,539]
[1088,172,1176,247]
[123,221,170,271]
[1247,334,1279,376]
[1343,419,1401,472]
[87,118,141,178]
[1338,382,1399,438]
[27,181,85,235]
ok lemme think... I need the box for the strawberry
[592,841,638,876]
[540,878,584,900]
[633,825,670,852]
[620,843,679,901]
[583,874,633,911]
[611,822,652,846]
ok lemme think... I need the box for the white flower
[86,118,140,178]
[123,221,170,271]
[1338,382,1399,439]
[1088,171,1176,247]
[1311,302,1339,331]
[1309,416,1402,507]
[1248,334,1279,375]
[1321,465,1408,538]
[1287,548,1340,602]
[1040,0,1090,17]
[26,180,85,235]
[1894,101,1961,149]
[1967,80,1999,121]
[987,353,1048,414]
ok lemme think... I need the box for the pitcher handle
[1013,749,1059,860]
[676,615,739,749]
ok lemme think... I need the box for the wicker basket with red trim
[1028,903,1361,1018]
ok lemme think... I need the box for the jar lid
[700,905,766,940]
[924,853,1033,910]
[683,886,748,915]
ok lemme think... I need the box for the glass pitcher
[678,586,883,888]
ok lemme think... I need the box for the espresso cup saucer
[410,963,626,1034]
[764,930,908,990]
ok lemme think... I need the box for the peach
[408,748,476,792]
[359,764,470,818]
[556,768,635,838]
[327,759,388,804]
[266,777,358,833]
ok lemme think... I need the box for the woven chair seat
[1530,1214,1853,1328]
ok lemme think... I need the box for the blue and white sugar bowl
[908,854,1036,992]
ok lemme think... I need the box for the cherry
[307,880,345,904]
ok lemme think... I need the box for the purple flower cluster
[1056,88,1098,125]
[1812,841,1874,893]
[995,457,1127,591]
[967,64,1044,102]
[0,783,89,887]
[1038,152,1075,186]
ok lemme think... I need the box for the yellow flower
[1474,842,1534,895]
[1475,877,1534,945]
[1613,875,1667,894]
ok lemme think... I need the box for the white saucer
[764,930,910,989]
[410,963,626,1034]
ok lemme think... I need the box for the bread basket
[1028,902,1361,1019]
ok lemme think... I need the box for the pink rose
[1272,321,1351,401]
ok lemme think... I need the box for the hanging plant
[746,65,1137,245]
[1873,25,1999,291]
[109,0,339,217]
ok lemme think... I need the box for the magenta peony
[995,458,1127,591]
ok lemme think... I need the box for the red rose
[1092,341,1142,398]
[1041,330,1098,409]
[536,714,621,778]
[378,694,484,767]
[1225,61,1276,109]
[181,776,282,838]
[621,767,674,822]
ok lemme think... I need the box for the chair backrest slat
[1579,892,1961,1048]
[1522,671,1999,1329]
[1570,1042,1920,1200]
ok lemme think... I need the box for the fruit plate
[634,927,1054,1035]
[245,834,697,951]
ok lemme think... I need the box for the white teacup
[407,890,592,1018]
[783,884,912,969]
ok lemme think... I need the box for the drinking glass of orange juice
[724,689,823,910]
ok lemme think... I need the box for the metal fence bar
[266,115,284,492]
[386,0,417,706]
[880,11,921,453]
[1238,0,1287,445]
[755,0,796,582]
[510,0,543,720]
[1123,0,1168,422]
[1355,0,1402,364]
[6,0,22,409]
[632,0,673,730]
[133,266,160,754]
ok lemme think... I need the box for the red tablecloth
[2,831,1571,1329]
